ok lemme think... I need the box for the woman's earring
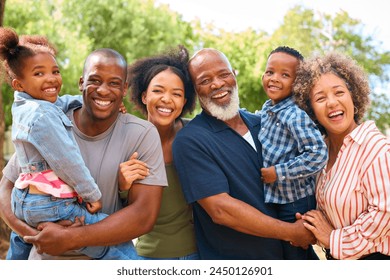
[354,106,358,115]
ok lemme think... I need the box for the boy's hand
[260,166,277,183]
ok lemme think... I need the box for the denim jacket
[11,91,101,202]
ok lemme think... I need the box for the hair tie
[9,45,20,56]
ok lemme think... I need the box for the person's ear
[123,82,128,97]
[78,77,84,92]
[11,79,24,91]
[141,92,147,104]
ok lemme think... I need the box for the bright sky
[156,0,390,51]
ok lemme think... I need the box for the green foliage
[366,92,390,132]
[61,0,196,62]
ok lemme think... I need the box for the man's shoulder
[115,113,160,143]
[239,109,261,126]
[118,113,155,129]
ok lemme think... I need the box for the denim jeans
[6,231,32,260]
[273,194,318,260]
[137,252,199,260]
[9,188,137,260]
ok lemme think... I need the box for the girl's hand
[118,152,149,192]
[86,199,102,214]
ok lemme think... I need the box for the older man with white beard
[172,48,315,260]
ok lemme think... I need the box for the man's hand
[118,152,149,192]
[260,166,277,183]
[23,217,85,255]
[288,218,316,249]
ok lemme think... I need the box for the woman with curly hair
[294,52,390,260]
[124,45,198,259]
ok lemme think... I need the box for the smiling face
[79,54,127,125]
[310,73,358,138]
[189,49,239,121]
[262,52,299,104]
[142,69,186,127]
[12,52,62,103]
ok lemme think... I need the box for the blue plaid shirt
[257,96,328,204]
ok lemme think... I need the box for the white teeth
[95,100,111,106]
[212,91,228,98]
[44,88,56,93]
[329,111,343,117]
[158,107,173,113]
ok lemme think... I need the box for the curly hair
[293,52,370,132]
[0,27,57,84]
[128,45,196,118]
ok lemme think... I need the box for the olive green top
[136,163,197,258]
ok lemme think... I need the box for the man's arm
[0,176,38,237]
[24,183,163,255]
[199,192,315,248]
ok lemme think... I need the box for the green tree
[62,0,196,61]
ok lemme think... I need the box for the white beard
[199,86,240,121]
